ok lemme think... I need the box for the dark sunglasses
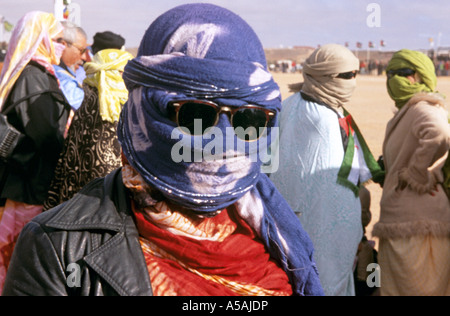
[387,68,416,79]
[169,100,276,141]
[337,71,358,80]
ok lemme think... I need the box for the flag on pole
[63,6,69,19]
[429,38,435,48]
[368,41,374,48]
[356,42,363,49]
[3,20,13,32]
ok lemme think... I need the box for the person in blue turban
[3,4,323,296]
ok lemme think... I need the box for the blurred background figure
[44,49,133,210]
[0,50,5,74]
[354,185,379,296]
[91,31,125,55]
[0,11,71,294]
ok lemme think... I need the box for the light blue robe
[53,65,84,110]
[270,92,362,296]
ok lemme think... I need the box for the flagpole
[54,0,64,21]
[0,15,4,44]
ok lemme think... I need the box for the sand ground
[272,73,450,248]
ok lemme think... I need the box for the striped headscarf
[83,49,134,122]
[0,11,63,110]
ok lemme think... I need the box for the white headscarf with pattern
[0,11,63,109]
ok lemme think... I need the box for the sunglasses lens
[233,108,269,141]
[178,102,218,135]
[337,71,357,80]
[388,68,415,78]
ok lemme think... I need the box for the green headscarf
[386,49,437,109]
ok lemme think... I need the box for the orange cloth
[0,199,43,294]
[134,203,293,296]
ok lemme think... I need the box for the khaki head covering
[386,49,437,109]
[301,44,360,109]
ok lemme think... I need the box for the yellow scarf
[83,49,134,122]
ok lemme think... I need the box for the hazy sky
[1,0,449,51]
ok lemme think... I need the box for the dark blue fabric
[118,3,324,296]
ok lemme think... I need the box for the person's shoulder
[408,92,446,110]
[13,62,55,94]
[406,93,448,123]
[282,91,302,105]
[20,61,52,79]
[31,169,126,233]
[31,177,106,228]
[280,92,303,116]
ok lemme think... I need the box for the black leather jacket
[2,169,153,296]
[1,61,70,205]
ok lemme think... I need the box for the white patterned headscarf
[0,12,63,109]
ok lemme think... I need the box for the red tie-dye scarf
[124,164,292,296]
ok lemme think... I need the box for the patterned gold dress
[44,85,122,210]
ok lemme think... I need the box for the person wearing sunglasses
[372,49,450,296]
[53,21,88,112]
[271,44,383,296]
[3,4,323,296]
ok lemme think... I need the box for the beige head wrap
[301,44,360,109]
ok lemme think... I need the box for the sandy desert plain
[271,72,450,248]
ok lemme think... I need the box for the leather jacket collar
[45,169,153,296]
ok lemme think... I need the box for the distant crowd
[270,57,450,77]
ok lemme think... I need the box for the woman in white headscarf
[0,11,70,294]
[271,44,383,296]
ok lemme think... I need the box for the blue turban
[118,3,324,296]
